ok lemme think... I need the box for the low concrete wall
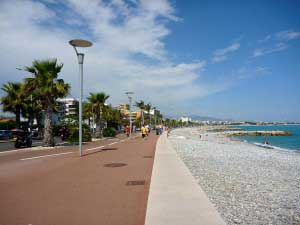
[145,133,225,225]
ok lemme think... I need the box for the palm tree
[87,92,110,138]
[1,82,26,128]
[83,102,93,128]
[135,100,145,125]
[24,59,70,146]
[144,103,152,124]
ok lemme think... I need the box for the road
[0,132,158,225]
[0,137,64,152]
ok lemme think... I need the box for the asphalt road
[0,137,63,152]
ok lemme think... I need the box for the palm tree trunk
[36,113,43,138]
[43,106,55,146]
[141,110,144,125]
[15,105,21,128]
[95,113,101,138]
[28,107,33,131]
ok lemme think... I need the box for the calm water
[232,125,300,151]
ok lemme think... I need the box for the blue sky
[167,0,300,121]
[0,0,299,121]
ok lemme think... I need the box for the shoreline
[169,127,300,225]
[229,136,300,153]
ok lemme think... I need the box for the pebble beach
[169,128,300,225]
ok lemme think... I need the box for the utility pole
[125,92,134,137]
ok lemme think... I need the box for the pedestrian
[141,124,147,139]
[155,125,159,135]
[145,124,150,136]
[159,124,163,134]
[125,124,130,137]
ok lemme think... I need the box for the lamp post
[16,68,33,131]
[153,107,156,129]
[69,39,92,157]
[125,92,134,137]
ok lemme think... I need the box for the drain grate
[143,156,152,158]
[126,180,145,186]
[104,162,127,168]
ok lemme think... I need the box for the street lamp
[16,68,33,131]
[153,107,156,129]
[69,39,92,157]
[125,92,134,137]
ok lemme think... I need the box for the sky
[0,0,299,122]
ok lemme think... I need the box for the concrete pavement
[145,133,225,225]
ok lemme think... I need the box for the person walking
[125,124,130,137]
[141,124,147,139]
[145,124,150,136]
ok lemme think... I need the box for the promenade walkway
[0,134,158,225]
[145,133,225,225]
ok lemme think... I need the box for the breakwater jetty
[201,126,244,132]
[225,130,292,136]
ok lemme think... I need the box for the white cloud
[237,66,270,79]
[212,55,227,63]
[253,42,288,57]
[0,0,225,117]
[258,30,300,44]
[212,42,240,63]
[276,30,300,41]
[214,43,240,56]
[258,34,272,43]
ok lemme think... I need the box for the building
[178,117,192,123]
[117,104,160,121]
[51,98,79,124]
[57,98,79,116]
[117,104,130,114]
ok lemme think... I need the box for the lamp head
[69,39,92,47]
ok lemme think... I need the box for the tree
[24,59,70,146]
[83,102,93,127]
[1,82,26,128]
[87,92,110,138]
[144,103,152,124]
[135,100,145,126]
[156,113,163,125]
[105,107,122,131]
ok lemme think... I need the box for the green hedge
[103,127,117,137]
[66,124,92,142]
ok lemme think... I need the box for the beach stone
[169,128,300,225]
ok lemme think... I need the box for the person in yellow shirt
[141,125,147,138]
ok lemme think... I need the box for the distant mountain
[189,115,232,121]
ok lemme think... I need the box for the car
[0,130,13,140]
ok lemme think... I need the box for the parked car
[0,130,13,140]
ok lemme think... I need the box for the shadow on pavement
[83,148,118,157]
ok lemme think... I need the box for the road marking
[85,145,105,152]
[20,152,73,161]
[0,149,31,154]
[107,142,118,146]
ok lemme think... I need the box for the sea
[232,125,300,151]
